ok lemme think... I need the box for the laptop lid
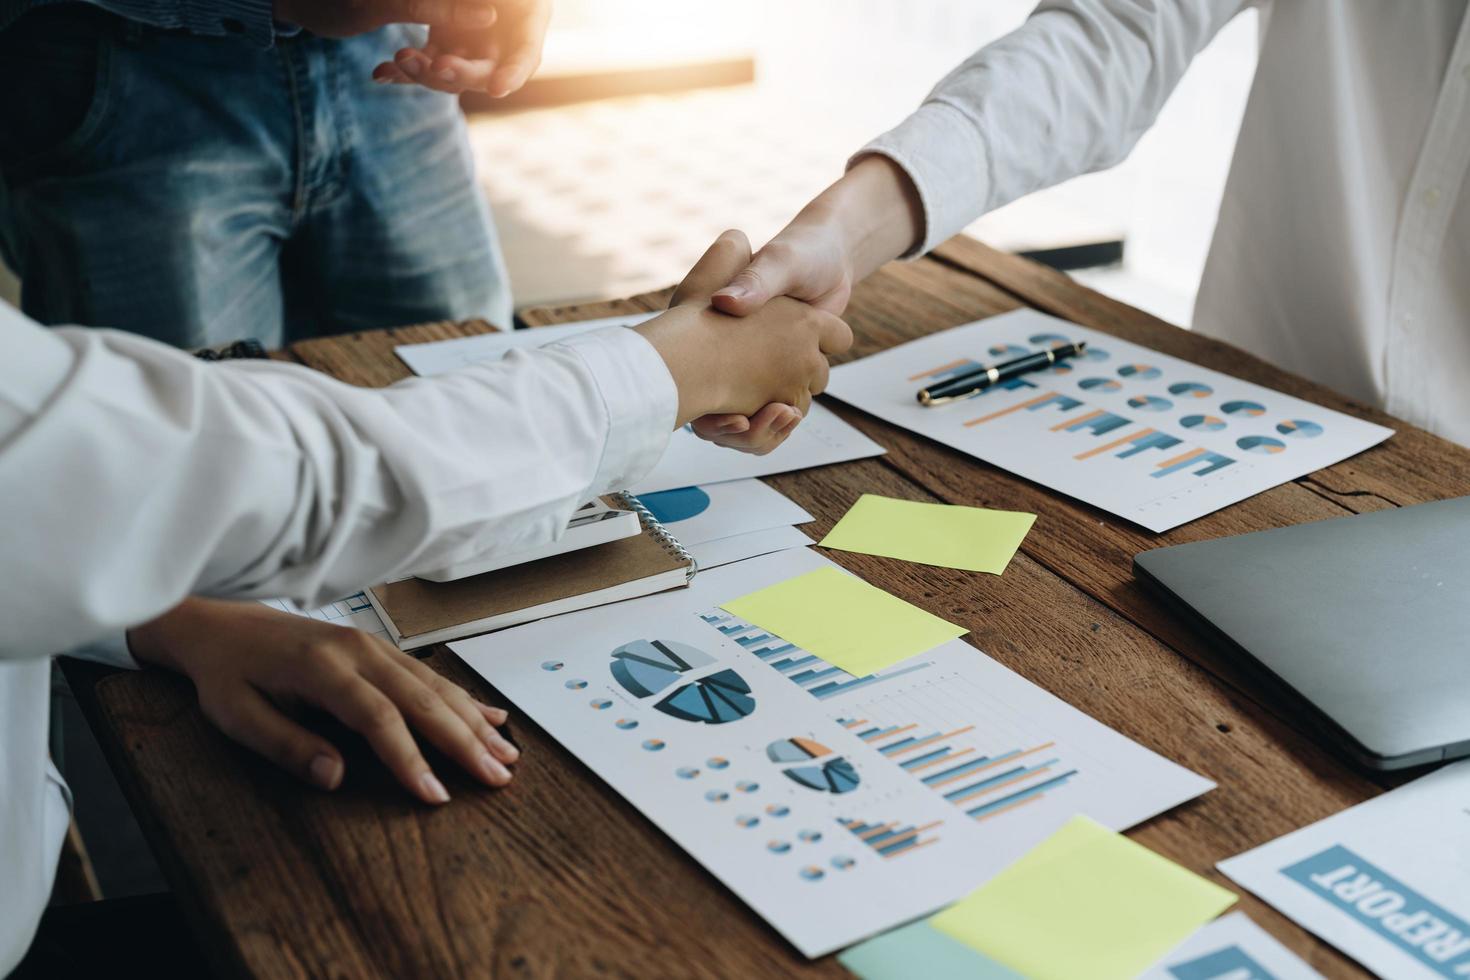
[1134,496,1470,769]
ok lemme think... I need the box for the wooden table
[67,237,1464,978]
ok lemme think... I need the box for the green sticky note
[930,816,1237,980]
[719,567,967,677]
[839,920,1024,980]
[819,495,1036,574]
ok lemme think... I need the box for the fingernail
[479,753,511,785]
[717,286,746,301]
[420,772,451,804]
[399,58,421,78]
[438,68,456,82]
[494,738,520,763]
[372,74,390,85]
[309,754,341,789]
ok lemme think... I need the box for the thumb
[670,230,753,308]
[711,250,789,317]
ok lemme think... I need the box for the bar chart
[839,717,1079,823]
[837,816,942,858]
[698,610,933,700]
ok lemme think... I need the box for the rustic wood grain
[69,239,1457,978]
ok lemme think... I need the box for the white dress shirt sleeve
[0,303,678,659]
[855,0,1249,255]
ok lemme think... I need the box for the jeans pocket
[0,6,118,179]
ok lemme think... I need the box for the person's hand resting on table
[127,598,519,805]
[635,229,853,455]
[370,0,553,96]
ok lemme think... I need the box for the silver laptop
[1134,496,1470,770]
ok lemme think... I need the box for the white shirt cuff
[553,326,677,492]
[65,631,141,670]
[852,99,992,258]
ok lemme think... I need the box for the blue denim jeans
[0,4,512,348]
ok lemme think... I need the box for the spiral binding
[614,491,698,582]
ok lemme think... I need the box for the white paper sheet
[632,404,885,495]
[451,548,1214,958]
[634,478,813,546]
[394,312,659,377]
[826,310,1394,532]
[1141,912,1324,979]
[687,527,812,570]
[1219,760,1470,980]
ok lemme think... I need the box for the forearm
[809,155,925,284]
[864,0,1249,254]
[0,309,674,658]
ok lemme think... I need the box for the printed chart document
[1140,912,1324,980]
[452,548,1214,957]
[827,310,1394,532]
[1219,760,1470,980]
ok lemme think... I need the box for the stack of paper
[633,479,815,570]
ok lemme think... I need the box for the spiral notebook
[366,493,697,651]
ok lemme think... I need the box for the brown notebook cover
[368,517,692,650]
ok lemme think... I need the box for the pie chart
[1237,435,1287,454]
[1028,332,1072,348]
[1180,414,1226,432]
[1222,400,1266,417]
[634,486,711,524]
[1127,395,1172,412]
[1168,381,1214,398]
[1079,377,1121,392]
[1117,363,1162,380]
[1277,419,1324,439]
[988,343,1030,358]
[766,737,862,794]
[610,639,756,724]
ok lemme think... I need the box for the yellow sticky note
[819,495,1035,574]
[719,567,967,677]
[931,816,1236,980]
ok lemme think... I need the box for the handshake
[635,231,854,456]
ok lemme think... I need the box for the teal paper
[838,921,1024,980]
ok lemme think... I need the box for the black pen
[917,341,1088,406]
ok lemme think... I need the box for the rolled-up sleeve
[0,305,677,659]
[854,0,1250,256]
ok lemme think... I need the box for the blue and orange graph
[699,611,932,700]
[838,816,942,858]
[963,391,1083,427]
[1075,427,1183,462]
[840,718,1079,822]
